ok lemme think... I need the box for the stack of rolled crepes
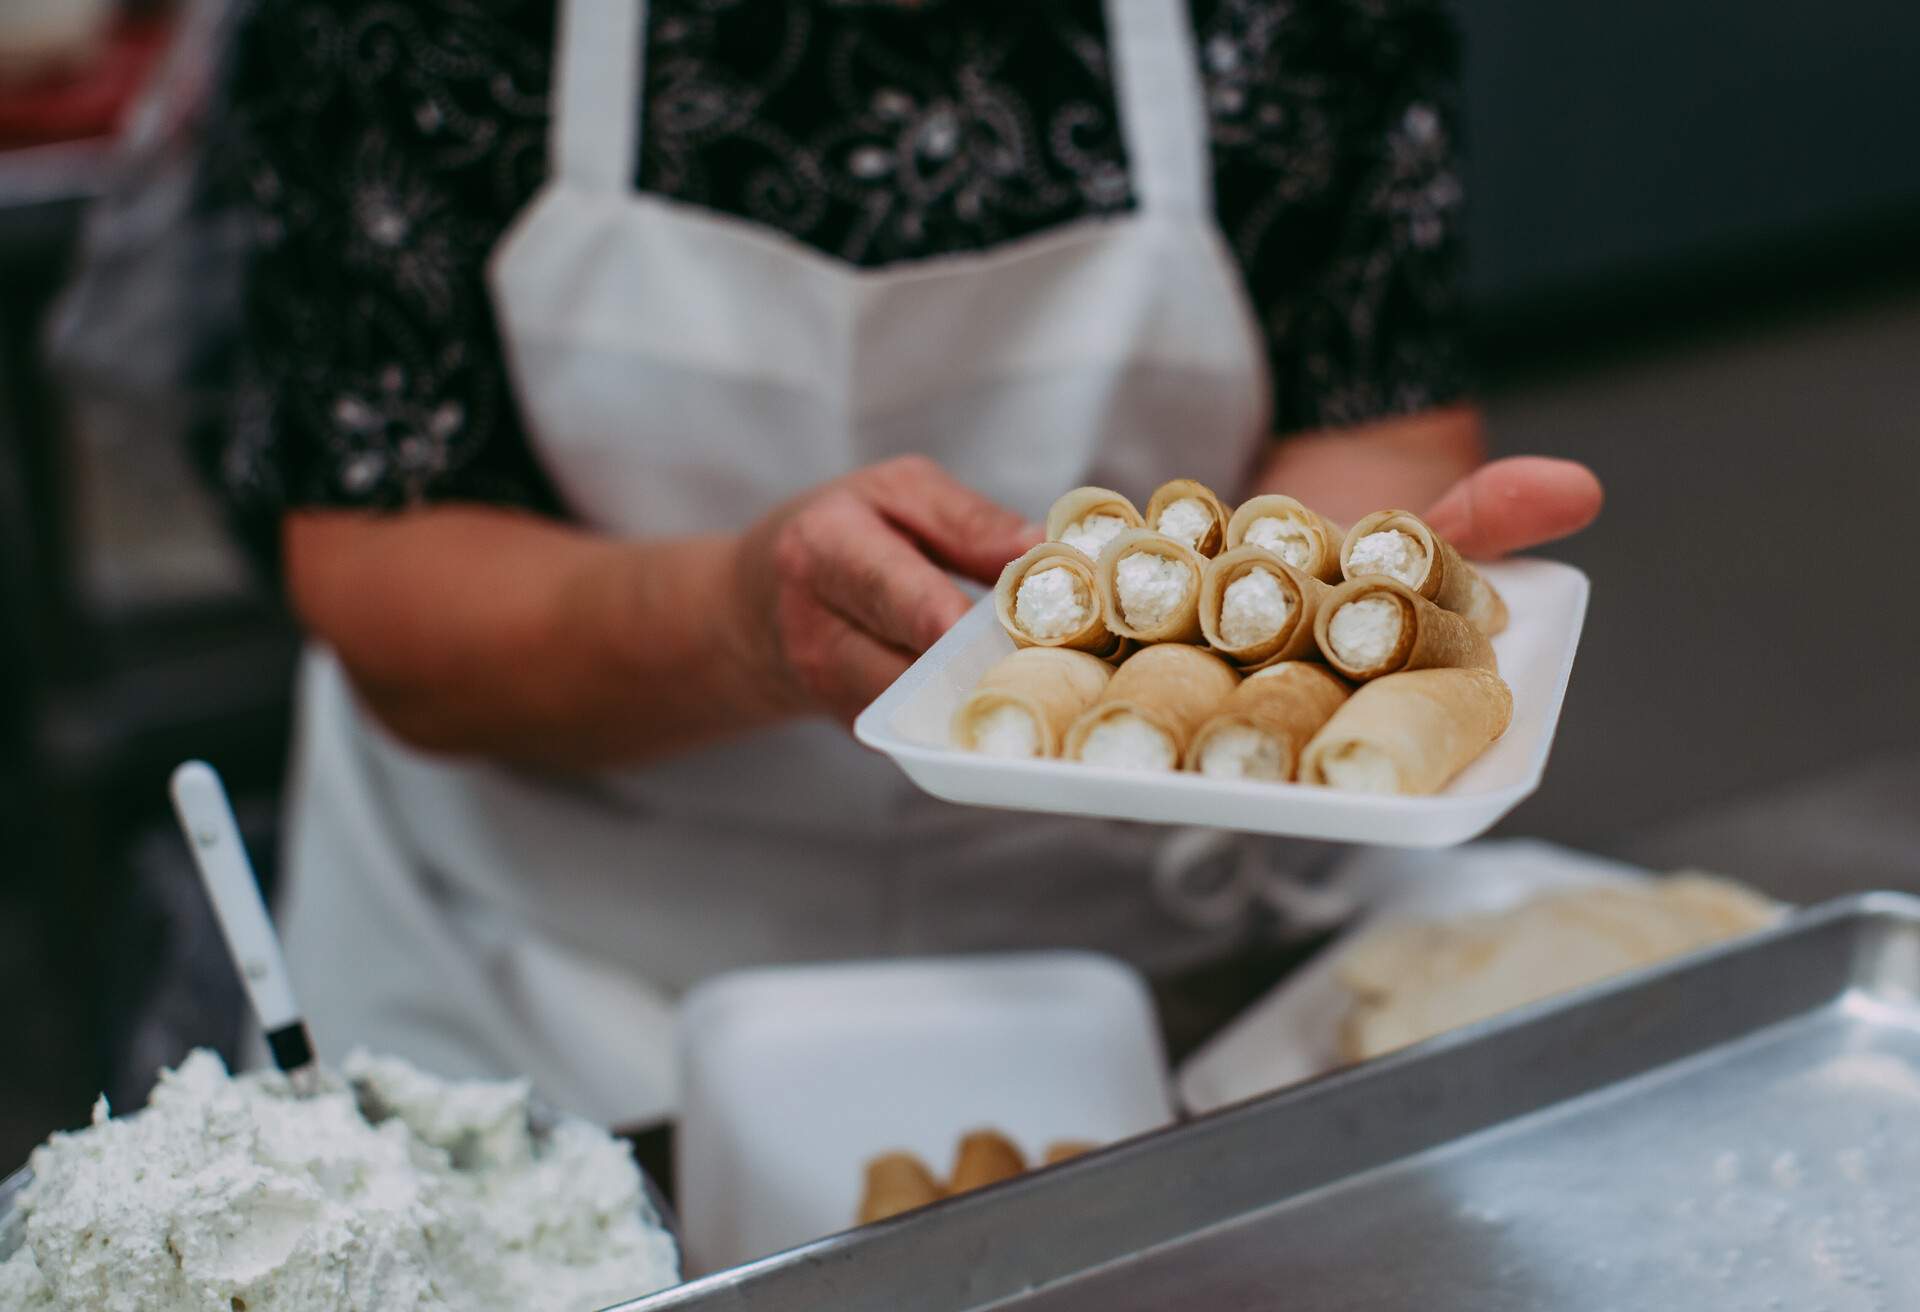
[857,1130,1099,1225]
[951,479,1522,796]
[1335,875,1780,1061]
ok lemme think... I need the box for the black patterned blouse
[215,0,1469,535]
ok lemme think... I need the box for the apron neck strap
[551,0,646,191]
[1104,0,1213,217]
[550,0,1209,211]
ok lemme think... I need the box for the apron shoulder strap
[1104,0,1213,218]
[551,0,647,192]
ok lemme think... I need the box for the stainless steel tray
[614,892,1920,1311]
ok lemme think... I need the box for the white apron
[277,0,1285,1127]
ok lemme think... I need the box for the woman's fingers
[748,458,1034,722]
[1421,456,1604,559]
[774,487,973,654]
[857,455,1044,583]
[772,585,916,725]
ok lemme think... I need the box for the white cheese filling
[1327,595,1404,668]
[1059,513,1130,559]
[1114,552,1191,629]
[1217,568,1292,648]
[1153,497,1215,550]
[1013,564,1091,640]
[1347,529,1428,585]
[1319,743,1402,794]
[1244,515,1314,569]
[1078,712,1177,770]
[1198,725,1288,780]
[0,1049,678,1312]
[970,703,1040,758]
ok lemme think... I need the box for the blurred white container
[675,953,1173,1274]
[856,557,1590,848]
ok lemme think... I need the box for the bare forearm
[1249,403,1487,523]
[284,507,779,769]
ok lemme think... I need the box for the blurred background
[2,0,1916,1168]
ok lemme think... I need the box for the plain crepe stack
[952,480,1516,796]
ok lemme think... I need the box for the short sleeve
[1194,0,1472,435]
[215,0,565,559]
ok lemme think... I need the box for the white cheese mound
[1059,513,1131,559]
[1244,516,1314,568]
[1217,568,1292,648]
[1014,565,1090,640]
[1319,743,1402,794]
[1153,498,1215,551]
[1197,725,1288,780]
[0,1049,678,1312]
[0,1256,49,1310]
[1346,529,1427,585]
[1114,552,1191,629]
[1327,595,1404,668]
[970,703,1040,758]
[1078,713,1177,770]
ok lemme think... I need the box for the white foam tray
[1173,840,1651,1115]
[674,953,1173,1276]
[855,557,1589,848]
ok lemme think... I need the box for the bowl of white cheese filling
[0,1167,27,1263]
[856,556,1589,848]
[0,1052,680,1312]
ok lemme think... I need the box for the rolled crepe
[1185,662,1351,781]
[1341,510,1509,636]
[948,1130,1026,1195]
[1042,1141,1099,1166]
[1198,546,1333,670]
[1096,528,1207,644]
[1312,576,1497,683]
[858,1152,944,1224]
[1144,478,1230,557]
[1225,494,1345,583]
[1045,486,1145,561]
[1300,667,1514,796]
[995,542,1127,660]
[951,647,1114,758]
[1065,643,1241,770]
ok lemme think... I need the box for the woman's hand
[288,423,1592,772]
[284,459,1035,769]
[728,456,1041,725]
[1419,456,1603,559]
[1254,404,1603,558]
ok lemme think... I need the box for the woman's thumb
[1422,457,1603,559]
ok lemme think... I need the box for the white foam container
[674,953,1173,1276]
[856,557,1589,848]
[1173,840,1657,1115]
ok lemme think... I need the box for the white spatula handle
[170,760,314,1072]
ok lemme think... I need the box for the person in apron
[219,0,1603,1128]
